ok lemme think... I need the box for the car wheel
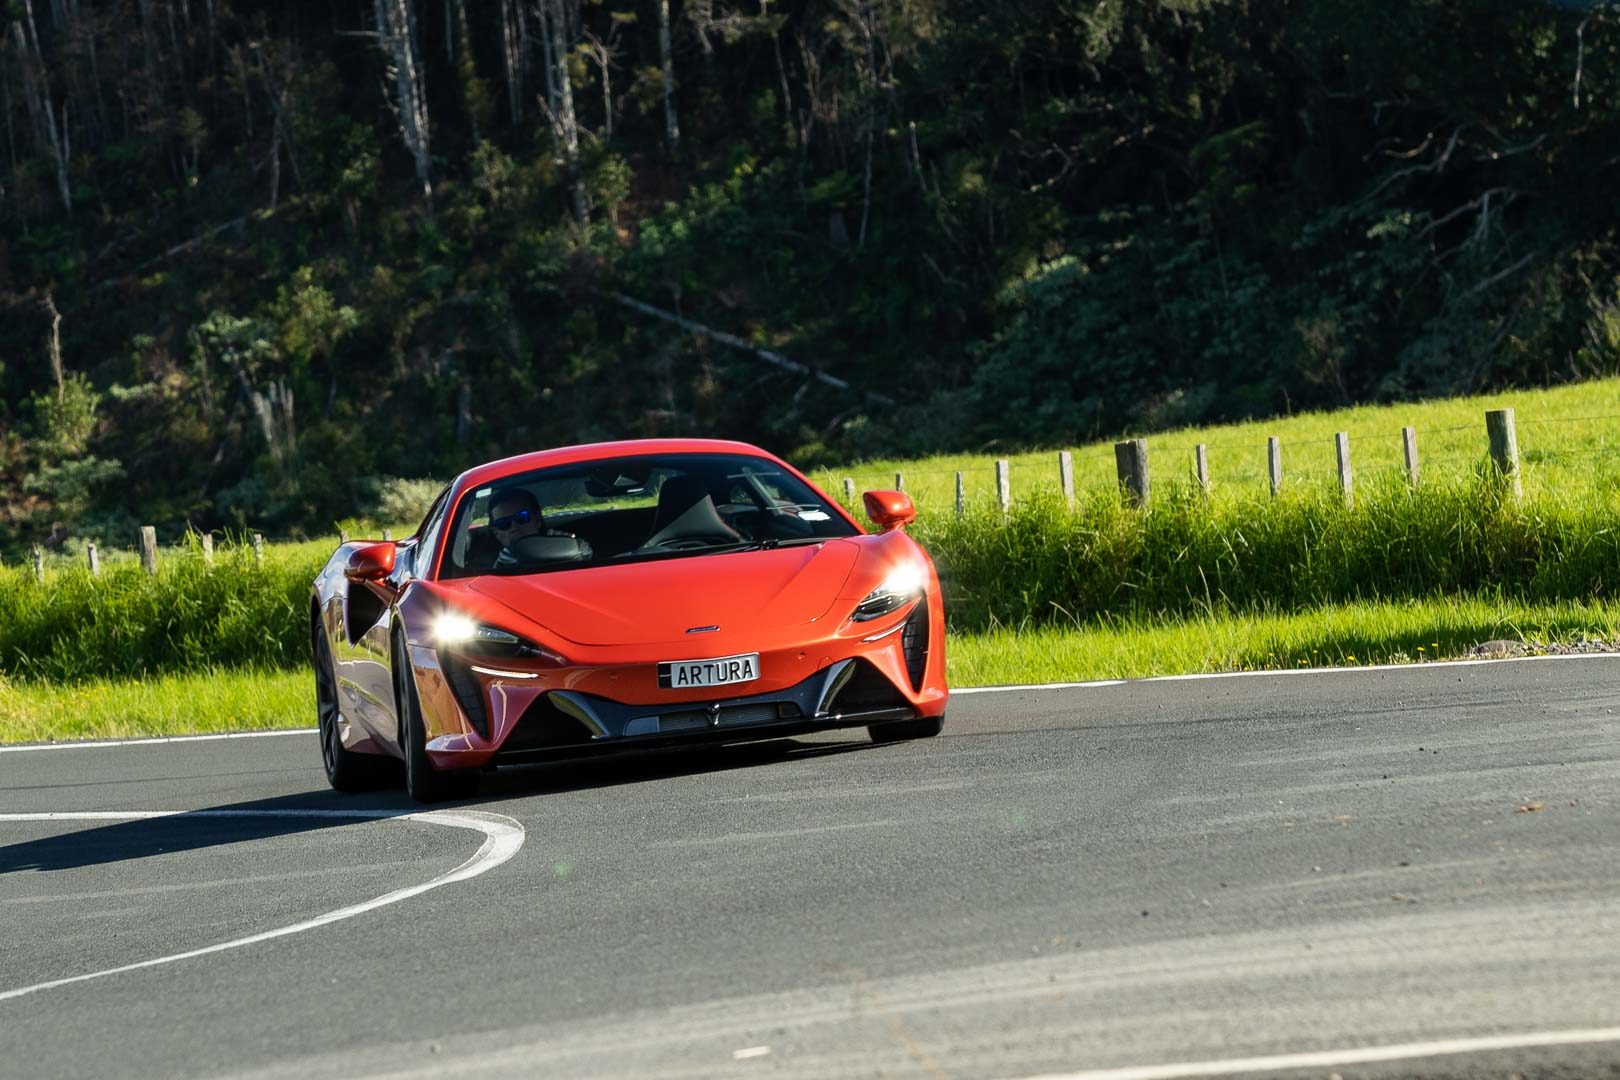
[868,713,945,743]
[394,633,478,804]
[314,623,397,792]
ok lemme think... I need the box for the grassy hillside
[815,378,1620,510]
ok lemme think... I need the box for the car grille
[655,701,802,733]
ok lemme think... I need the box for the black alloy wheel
[394,631,478,804]
[868,714,945,743]
[313,620,396,791]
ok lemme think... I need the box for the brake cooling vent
[902,595,929,691]
[501,694,597,753]
[439,652,489,738]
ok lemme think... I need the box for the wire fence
[818,405,1620,515]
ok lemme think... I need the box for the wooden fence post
[252,532,265,566]
[201,533,214,566]
[995,459,1011,512]
[139,526,158,575]
[1486,408,1522,498]
[893,472,904,493]
[32,546,44,582]
[1114,439,1149,507]
[1058,451,1074,505]
[381,528,392,542]
[1335,431,1353,507]
[954,471,965,517]
[87,543,100,577]
[1267,437,1283,497]
[842,477,855,504]
[1402,426,1420,488]
[1194,444,1210,497]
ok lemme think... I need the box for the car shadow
[0,788,420,875]
[0,737,876,875]
[477,733,876,800]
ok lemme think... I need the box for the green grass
[0,536,324,681]
[5,596,1616,744]
[812,376,1620,510]
[948,596,1620,686]
[0,667,314,744]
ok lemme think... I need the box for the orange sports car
[309,439,948,801]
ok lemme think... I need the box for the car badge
[706,702,722,727]
[686,625,720,634]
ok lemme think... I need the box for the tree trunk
[499,0,523,125]
[535,0,558,119]
[42,291,64,398]
[14,5,72,214]
[657,0,679,154]
[375,0,432,204]
[547,0,587,225]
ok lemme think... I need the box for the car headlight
[851,563,927,622]
[431,613,555,661]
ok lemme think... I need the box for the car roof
[454,438,791,493]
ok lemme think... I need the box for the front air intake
[902,595,929,691]
[439,651,489,738]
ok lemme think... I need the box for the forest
[1,0,1617,555]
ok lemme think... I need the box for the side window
[414,486,453,579]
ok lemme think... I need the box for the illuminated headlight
[433,613,521,648]
[851,564,927,622]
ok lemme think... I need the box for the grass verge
[0,667,313,744]
[948,596,1620,686]
[5,595,1617,744]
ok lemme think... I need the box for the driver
[489,488,578,567]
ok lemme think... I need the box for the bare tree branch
[610,293,895,406]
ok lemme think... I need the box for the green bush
[0,539,324,681]
[916,474,1620,631]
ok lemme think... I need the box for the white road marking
[1008,1025,1620,1080]
[0,808,525,1004]
[954,650,1620,695]
[0,728,316,753]
[731,1046,772,1061]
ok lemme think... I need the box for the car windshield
[438,452,860,578]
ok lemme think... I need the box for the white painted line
[0,807,525,1004]
[0,728,316,753]
[1008,1025,1620,1080]
[954,650,1620,695]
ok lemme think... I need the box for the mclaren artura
[310,439,948,801]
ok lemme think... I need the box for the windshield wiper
[739,536,828,551]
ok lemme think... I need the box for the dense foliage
[3,0,1618,554]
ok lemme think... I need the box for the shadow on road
[0,735,873,874]
[479,733,874,799]
[0,789,416,875]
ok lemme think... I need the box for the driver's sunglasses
[491,509,533,531]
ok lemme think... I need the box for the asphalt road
[2,656,1619,1080]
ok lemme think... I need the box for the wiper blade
[740,536,827,551]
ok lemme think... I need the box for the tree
[375,0,432,204]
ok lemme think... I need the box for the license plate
[658,653,760,690]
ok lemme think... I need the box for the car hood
[466,540,862,646]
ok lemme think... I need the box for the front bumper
[408,594,947,770]
[489,658,918,764]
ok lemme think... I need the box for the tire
[868,713,945,743]
[394,632,478,804]
[313,622,398,792]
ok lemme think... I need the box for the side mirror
[345,541,396,582]
[862,490,917,532]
